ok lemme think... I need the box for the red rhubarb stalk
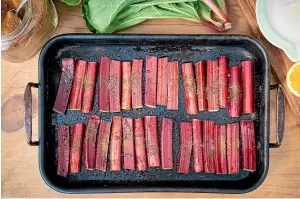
[131,59,143,109]
[207,60,219,112]
[228,66,242,117]
[161,118,173,169]
[182,63,198,114]
[82,62,97,113]
[241,60,255,114]
[215,124,227,174]
[241,120,256,172]
[227,123,240,174]
[144,116,160,167]
[157,57,168,106]
[122,117,135,170]
[98,57,110,112]
[167,61,179,110]
[218,56,228,108]
[178,122,193,174]
[53,59,75,114]
[145,56,158,108]
[203,120,216,173]
[192,119,203,173]
[70,124,84,173]
[195,61,207,111]
[84,115,100,169]
[69,60,87,110]
[109,116,122,171]
[96,120,111,171]
[109,60,121,112]
[134,118,148,171]
[57,124,70,177]
[121,62,132,110]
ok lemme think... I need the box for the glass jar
[1,0,58,63]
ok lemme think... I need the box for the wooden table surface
[2,1,300,198]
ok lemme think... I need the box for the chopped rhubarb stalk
[195,61,207,111]
[157,57,168,106]
[218,56,228,108]
[144,116,160,167]
[203,120,216,173]
[228,66,242,117]
[109,116,122,171]
[134,118,148,171]
[57,124,70,177]
[192,119,203,172]
[207,60,219,112]
[70,124,84,173]
[167,61,179,110]
[96,120,111,171]
[53,59,75,114]
[241,60,255,114]
[122,117,135,170]
[121,62,132,110]
[145,56,158,108]
[98,57,111,112]
[84,115,100,169]
[161,118,173,169]
[215,124,228,174]
[69,60,87,110]
[109,60,121,112]
[182,63,198,114]
[241,120,256,172]
[227,123,240,174]
[132,59,143,109]
[82,62,97,113]
[178,122,193,174]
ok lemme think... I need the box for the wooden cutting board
[236,0,300,123]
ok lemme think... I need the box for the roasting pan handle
[24,82,39,146]
[269,84,285,148]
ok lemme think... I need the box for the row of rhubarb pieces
[53,56,254,117]
[58,115,256,177]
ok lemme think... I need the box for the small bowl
[256,0,300,62]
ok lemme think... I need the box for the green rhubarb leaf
[61,0,81,6]
[82,0,97,33]
[213,0,227,13]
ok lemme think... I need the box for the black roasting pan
[24,34,285,194]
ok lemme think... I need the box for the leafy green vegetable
[82,0,97,33]
[61,0,81,6]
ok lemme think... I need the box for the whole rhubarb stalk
[161,118,173,169]
[192,119,203,172]
[57,124,70,177]
[241,60,255,114]
[69,60,87,110]
[109,60,121,112]
[215,124,228,174]
[96,120,111,171]
[134,118,147,171]
[131,59,143,109]
[98,57,110,112]
[218,56,228,108]
[53,59,75,114]
[167,61,179,110]
[228,66,242,117]
[182,63,198,114]
[121,62,132,110]
[144,116,160,167]
[70,124,84,173]
[145,56,158,108]
[207,60,219,112]
[195,61,207,111]
[240,120,256,172]
[84,115,100,169]
[178,122,193,174]
[123,117,135,170]
[157,57,168,106]
[82,62,97,113]
[227,123,240,174]
[110,116,123,171]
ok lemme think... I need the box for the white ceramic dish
[256,0,300,62]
